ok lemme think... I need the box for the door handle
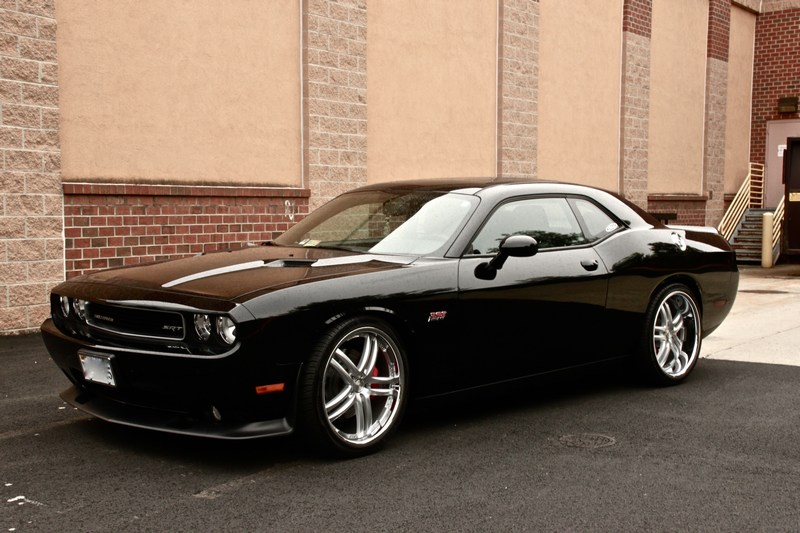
[580,259,599,271]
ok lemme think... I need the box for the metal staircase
[729,208,771,263]
[717,162,785,265]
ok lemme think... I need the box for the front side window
[468,197,588,255]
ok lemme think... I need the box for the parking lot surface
[2,265,800,531]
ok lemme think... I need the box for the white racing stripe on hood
[162,260,266,288]
[161,254,412,288]
[311,254,411,268]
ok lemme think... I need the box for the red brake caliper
[370,366,379,390]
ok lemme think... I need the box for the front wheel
[298,317,408,457]
[638,284,702,385]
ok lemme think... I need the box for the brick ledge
[63,182,310,198]
[648,194,708,202]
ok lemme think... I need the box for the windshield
[274,190,478,255]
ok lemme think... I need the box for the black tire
[298,317,408,457]
[638,283,702,386]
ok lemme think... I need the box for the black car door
[456,196,614,388]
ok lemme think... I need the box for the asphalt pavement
[1,266,800,532]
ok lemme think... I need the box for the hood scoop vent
[265,259,318,268]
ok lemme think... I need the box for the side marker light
[255,383,286,395]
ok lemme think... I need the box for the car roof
[353,178,660,229]
[352,177,518,194]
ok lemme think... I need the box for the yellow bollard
[761,212,774,268]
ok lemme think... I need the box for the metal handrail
[717,162,766,241]
[749,162,765,208]
[718,174,751,240]
[772,196,785,251]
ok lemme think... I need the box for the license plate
[79,351,116,387]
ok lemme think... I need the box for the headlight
[59,296,70,317]
[73,299,88,321]
[216,316,237,345]
[193,314,212,341]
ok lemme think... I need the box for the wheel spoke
[660,303,673,327]
[366,374,399,386]
[655,339,670,367]
[672,312,684,333]
[334,349,360,378]
[367,385,399,398]
[670,336,683,357]
[327,392,355,422]
[353,394,373,437]
[357,334,379,375]
[329,356,357,387]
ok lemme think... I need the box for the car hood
[72,246,415,301]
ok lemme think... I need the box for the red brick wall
[707,0,731,62]
[63,184,309,279]
[622,0,652,38]
[648,195,709,226]
[750,7,800,164]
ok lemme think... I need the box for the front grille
[87,302,186,341]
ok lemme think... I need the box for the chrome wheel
[651,289,701,379]
[320,325,405,448]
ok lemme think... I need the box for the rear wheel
[298,317,408,457]
[639,284,702,385]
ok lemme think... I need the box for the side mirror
[474,235,538,280]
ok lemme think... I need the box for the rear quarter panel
[595,226,738,356]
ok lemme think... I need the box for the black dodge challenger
[42,179,739,456]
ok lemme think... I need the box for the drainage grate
[558,433,616,449]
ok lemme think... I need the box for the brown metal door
[784,138,800,253]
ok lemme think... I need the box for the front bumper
[60,385,292,439]
[42,318,300,440]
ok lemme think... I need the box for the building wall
[0,1,62,335]
[305,0,368,209]
[2,0,787,334]
[497,0,539,179]
[724,5,756,195]
[750,4,800,165]
[620,0,654,210]
[702,0,732,225]
[63,184,308,277]
[57,0,302,185]
[648,0,709,195]
[538,0,622,191]
[56,0,310,283]
[366,0,497,183]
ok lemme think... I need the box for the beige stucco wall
[366,0,497,182]
[538,0,623,191]
[724,5,756,194]
[648,0,708,194]
[57,0,301,186]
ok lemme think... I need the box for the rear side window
[571,198,619,241]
